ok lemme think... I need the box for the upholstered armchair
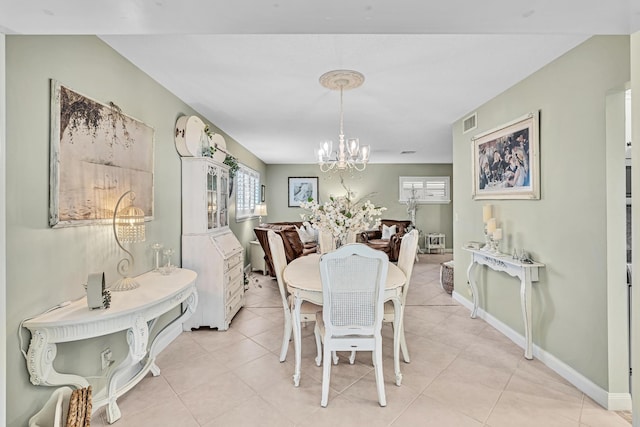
[254,222,318,276]
[360,219,412,262]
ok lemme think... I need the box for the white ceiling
[1,1,638,164]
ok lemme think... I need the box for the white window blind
[236,164,261,221]
[399,176,451,204]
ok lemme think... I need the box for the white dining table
[283,252,407,387]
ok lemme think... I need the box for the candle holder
[150,243,163,272]
[490,237,502,254]
[482,226,492,251]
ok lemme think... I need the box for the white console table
[22,268,198,424]
[463,248,544,360]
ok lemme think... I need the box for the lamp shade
[116,205,146,243]
[255,203,268,217]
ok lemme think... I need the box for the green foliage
[224,155,239,179]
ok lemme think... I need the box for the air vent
[463,112,477,134]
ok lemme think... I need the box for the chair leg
[332,351,338,365]
[313,322,322,367]
[349,350,356,365]
[400,327,410,363]
[279,311,292,362]
[321,345,332,407]
[373,338,387,407]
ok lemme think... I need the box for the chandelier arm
[352,162,367,172]
[319,162,336,173]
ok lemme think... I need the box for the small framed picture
[288,177,319,207]
[261,184,266,202]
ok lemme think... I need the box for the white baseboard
[452,291,632,411]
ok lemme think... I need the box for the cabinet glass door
[220,174,229,227]
[207,166,218,230]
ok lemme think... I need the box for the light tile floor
[92,254,631,426]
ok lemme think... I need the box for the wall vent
[463,112,477,134]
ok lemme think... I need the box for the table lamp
[255,203,268,225]
[111,190,146,291]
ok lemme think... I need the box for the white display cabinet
[180,156,244,330]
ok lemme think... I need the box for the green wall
[5,35,265,425]
[264,164,453,250]
[452,36,630,392]
[630,31,640,423]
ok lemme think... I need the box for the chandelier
[316,70,370,172]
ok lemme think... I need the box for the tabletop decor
[300,181,385,247]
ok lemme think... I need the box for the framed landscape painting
[49,80,155,227]
[471,111,540,200]
[288,177,318,207]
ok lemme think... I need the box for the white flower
[300,187,386,244]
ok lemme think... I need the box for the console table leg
[521,272,533,360]
[27,330,89,389]
[467,261,479,318]
[106,316,149,424]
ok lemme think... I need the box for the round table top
[283,253,406,293]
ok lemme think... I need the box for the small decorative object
[87,272,105,310]
[484,217,497,251]
[160,248,176,275]
[482,204,493,250]
[300,178,385,246]
[472,111,540,200]
[491,228,503,254]
[150,243,163,271]
[86,273,108,310]
[111,190,146,291]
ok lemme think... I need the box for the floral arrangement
[300,181,386,245]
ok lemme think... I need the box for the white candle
[493,228,502,240]
[482,204,493,223]
[487,218,497,234]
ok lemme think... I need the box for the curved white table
[283,253,406,387]
[22,268,198,424]
[463,248,544,359]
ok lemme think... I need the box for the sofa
[360,219,412,262]
[254,222,318,277]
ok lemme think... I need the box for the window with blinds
[399,176,451,204]
[236,164,261,220]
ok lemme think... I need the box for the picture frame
[471,111,540,200]
[261,184,266,203]
[49,80,155,227]
[288,177,319,207]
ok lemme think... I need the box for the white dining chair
[383,229,419,363]
[314,243,389,407]
[267,230,322,362]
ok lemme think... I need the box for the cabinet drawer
[226,290,244,320]
[226,277,244,301]
[226,264,243,285]
[224,252,243,271]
